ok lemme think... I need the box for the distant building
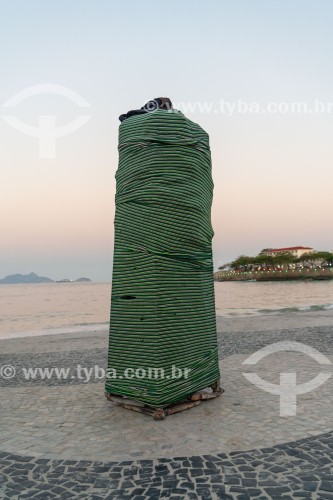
[259,246,314,258]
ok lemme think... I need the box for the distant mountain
[0,273,92,284]
[0,272,54,284]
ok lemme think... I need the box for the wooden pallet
[105,380,224,420]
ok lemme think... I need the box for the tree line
[219,252,333,271]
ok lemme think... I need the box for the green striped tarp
[105,108,220,408]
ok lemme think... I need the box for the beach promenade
[0,312,332,499]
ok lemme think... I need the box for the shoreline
[1,309,333,344]
[215,267,333,281]
[0,322,109,341]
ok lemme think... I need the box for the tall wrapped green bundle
[105,108,220,409]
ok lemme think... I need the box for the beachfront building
[259,246,314,258]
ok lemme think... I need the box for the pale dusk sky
[1,0,333,281]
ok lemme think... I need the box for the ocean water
[215,279,333,317]
[0,280,333,339]
[0,283,111,339]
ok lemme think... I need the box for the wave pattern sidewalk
[0,313,332,499]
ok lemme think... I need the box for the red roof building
[259,246,314,258]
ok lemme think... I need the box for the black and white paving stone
[0,313,332,499]
[1,434,333,499]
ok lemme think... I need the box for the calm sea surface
[1,280,333,339]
